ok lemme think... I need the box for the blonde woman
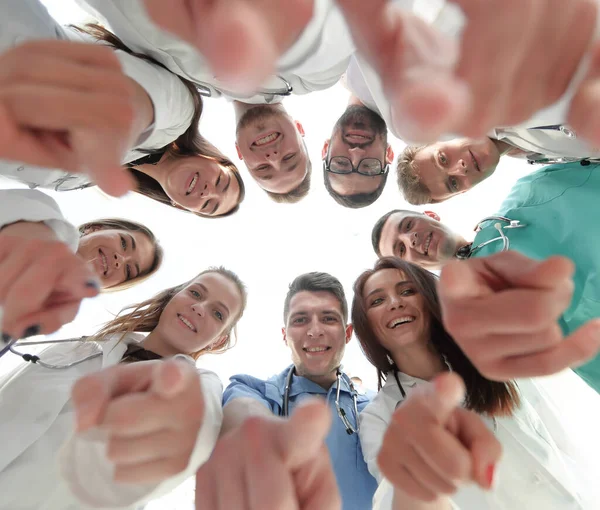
[0,266,247,509]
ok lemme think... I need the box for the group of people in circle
[2,0,600,509]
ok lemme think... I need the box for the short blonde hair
[396,145,433,205]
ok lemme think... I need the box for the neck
[391,343,445,381]
[132,153,171,184]
[296,366,338,390]
[233,100,285,122]
[140,330,181,358]
[491,138,515,156]
[348,95,365,107]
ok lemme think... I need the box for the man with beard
[322,98,394,208]
[234,101,312,203]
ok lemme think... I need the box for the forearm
[221,397,274,437]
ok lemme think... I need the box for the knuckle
[240,417,268,445]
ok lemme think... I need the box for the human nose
[400,231,419,248]
[199,180,219,199]
[191,302,205,317]
[113,252,125,269]
[307,317,324,337]
[348,147,366,166]
[388,294,404,311]
[448,159,468,176]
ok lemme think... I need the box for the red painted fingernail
[485,464,496,490]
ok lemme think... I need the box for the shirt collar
[276,364,358,398]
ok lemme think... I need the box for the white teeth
[388,317,415,329]
[304,346,329,353]
[178,314,196,332]
[100,252,108,274]
[255,133,278,146]
[187,174,198,194]
[424,233,432,255]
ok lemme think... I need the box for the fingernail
[23,325,40,338]
[485,463,497,490]
[1,332,12,345]
[85,280,100,291]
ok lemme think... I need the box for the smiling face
[378,212,466,270]
[283,291,352,380]
[362,268,430,354]
[162,156,242,216]
[235,105,308,194]
[323,105,392,197]
[414,138,500,201]
[156,272,244,355]
[77,228,156,289]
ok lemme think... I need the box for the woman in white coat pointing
[0,265,247,510]
[0,188,163,341]
[352,257,584,510]
[0,0,245,217]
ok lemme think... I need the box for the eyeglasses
[324,156,389,176]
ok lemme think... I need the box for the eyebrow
[286,161,299,173]
[210,201,219,215]
[445,179,454,194]
[197,283,230,316]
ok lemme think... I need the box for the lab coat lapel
[0,340,100,473]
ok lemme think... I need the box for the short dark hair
[323,168,388,209]
[283,272,348,323]
[396,145,435,205]
[371,209,415,256]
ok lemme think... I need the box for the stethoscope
[0,337,101,369]
[281,366,360,435]
[456,216,528,259]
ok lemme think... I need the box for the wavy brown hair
[74,24,245,218]
[90,267,247,360]
[78,218,163,292]
[352,257,520,417]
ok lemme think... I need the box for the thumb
[276,399,332,469]
[420,372,466,425]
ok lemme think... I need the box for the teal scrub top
[471,161,600,393]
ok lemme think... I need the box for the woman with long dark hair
[0,266,247,509]
[352,257,582,510]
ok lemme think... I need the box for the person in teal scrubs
[372,160,600,392]
[468,160,600,391]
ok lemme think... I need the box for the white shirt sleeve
[58,366,223,509]
[112,49,195,161]
[0,189,79,251]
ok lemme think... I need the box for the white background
[1,1,599,508]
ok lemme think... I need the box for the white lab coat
[0,0,195,189]
[0,189,79,250]
[0,333,223,510]
[345,1,600,161]
[75,0,356,104]
[359,372,585,510]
